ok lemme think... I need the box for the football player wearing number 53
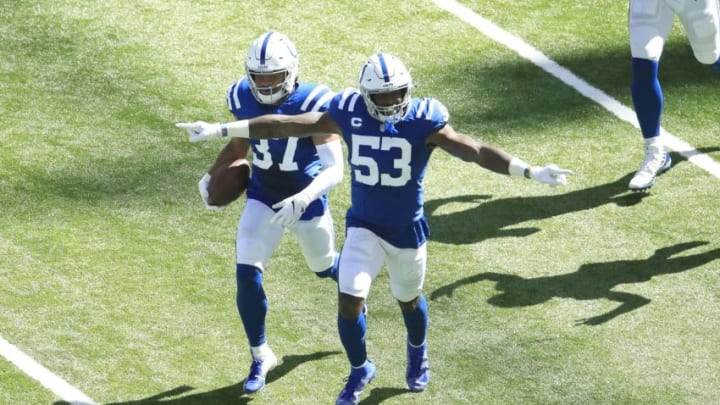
[178,53,571,405]
[179,32,343,395]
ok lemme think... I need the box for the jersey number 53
[351,134,411,187]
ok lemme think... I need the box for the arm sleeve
[298,139,344,202]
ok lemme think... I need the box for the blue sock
[631,58,663,139]
[236,264,267,347]
[713,56,720,73]
[402,295,429,346]
[338,313,367,367]
[315,254,339,283]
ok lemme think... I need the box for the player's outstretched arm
[427,124,572,187]
[176,111,339,142]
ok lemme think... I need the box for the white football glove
[529,165,573,187]
[176,121,222,142]
[198,173,223,211]
[270,192,312,228]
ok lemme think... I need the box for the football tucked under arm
[204,158,250,207]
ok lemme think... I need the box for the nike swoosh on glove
[270,192,312,227]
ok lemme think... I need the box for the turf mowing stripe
[433,0,720,179]
[0,334,97,405]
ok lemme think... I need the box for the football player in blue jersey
[178,52,571,404]
[628,0,720,191]
[181,32,344,395]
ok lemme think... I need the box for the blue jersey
[227,78,335,219]
[328,88,449,248]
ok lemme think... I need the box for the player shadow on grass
[56,351,340,405]
[425,149,717,245]
[430,241,720,325]
[358,387,412,405]
[425,171,643,245]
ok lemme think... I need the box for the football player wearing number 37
[178,32,344,395]
[178,53,571,405]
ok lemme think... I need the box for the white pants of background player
[630,0,720,62]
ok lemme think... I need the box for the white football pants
[338,226,427,303]
[630,0,720,63]
[235,198,337,273]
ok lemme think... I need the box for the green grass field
[2,1,719,404]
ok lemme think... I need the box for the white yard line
[433,0,720,179]
[0,334,96,405]
[2,4,715,403]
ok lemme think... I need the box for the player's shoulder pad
[412,97,449,124]
[294,82,336,112]
[334,87,363,113]
[226,77,250,111]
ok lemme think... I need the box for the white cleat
[629,139,672,192]
[243,349,278,394]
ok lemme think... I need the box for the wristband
[508,157,531,178]
[220,120,250,139]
